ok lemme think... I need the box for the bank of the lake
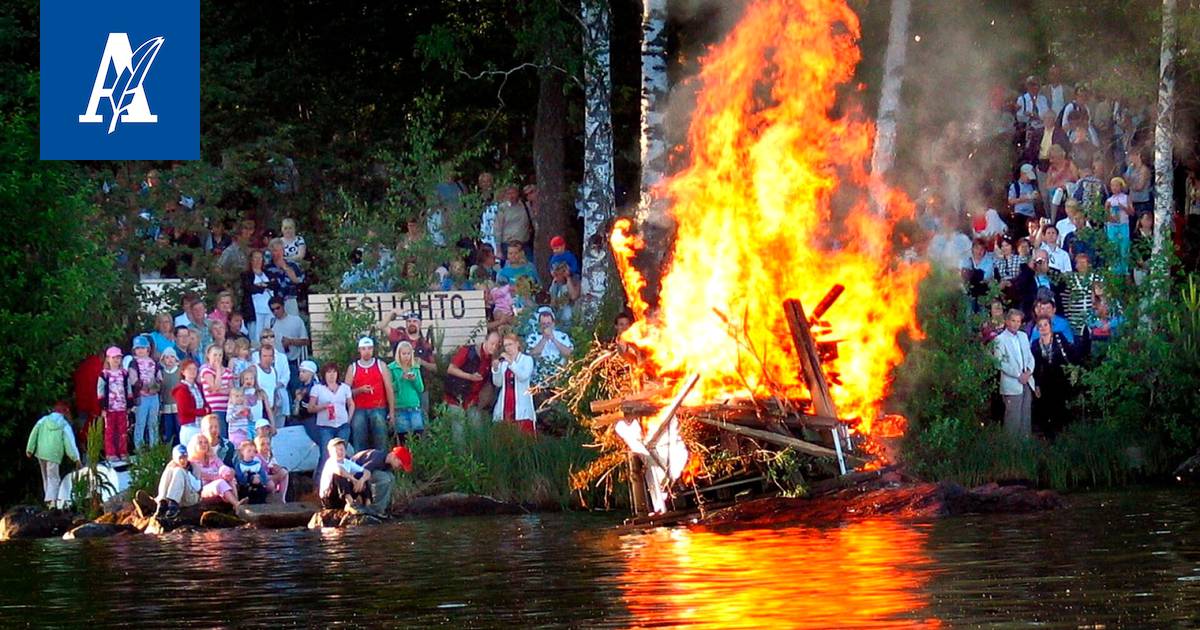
[0,488,1195,627]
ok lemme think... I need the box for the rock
[199,511,244,528]
[307,509,342,529]
[307,507,385,529]
[63,522,139,540]
[396,492,524,518]
[0,506,81,541]
[236,502,318,529]
[132,491,157,520]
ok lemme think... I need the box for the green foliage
[764,449,808,498]
[399,405,596,508]
[1044,420,1133,489]
[127,443,173,499]
[314,298,380,366]
[905,417,1041,487]
[69,422,115,520]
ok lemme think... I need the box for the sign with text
[308,291,487,357]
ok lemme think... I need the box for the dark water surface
[0,488,1197,628]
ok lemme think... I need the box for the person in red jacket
[72,353,104,444]
[172,359,208,447]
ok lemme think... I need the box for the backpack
[442,346,481,404]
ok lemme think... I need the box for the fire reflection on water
[618,518,940,628]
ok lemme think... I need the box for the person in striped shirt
[1062,251,1098,338]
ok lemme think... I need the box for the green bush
[905,417,1040,487]
[127,443,173,499]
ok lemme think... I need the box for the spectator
[199,344,233,437]
[266,238,306,316]
[1125,149,1153,216]
[981,300,1007,344]
[159,348,181,446]
[345,337,395,453]
[174,293,198,328]
[1045,65,1070,115]
[253,343,284,428]
[443,331,501,424]
[233,440,269,505]
[526,307,574,389]
[183,298,212,351]
[1073,158,1106,210]
[208,320,228,355]
[148,312,177,360]
[155,444,201,513]
[97,346,133,463]
[310,361,354,476]
[226,379,255,445]
[492,333,536,434]
[241,249,276,343]
[993,309,1035,438]
[318,438,371,510]
[960,238,995,307]
[1015,76,1050,155]
[994,238,1021,302]
[473,243,499,282]
[252,328,292,419]
[497,242,540,288]
[280,218,307,265]
[1055,200,1081,248]
[1007,164,1040,234]
[1031,316,1073,438]
[490,276,516,329]
[549,235,581,276]
[291,360,319,436]
[495,186,534,264]
[1039,226,1071,273]
[1015,251,1057,318]
[350,446,413,513]
[388,341,425,444]
[208,291,236,327]
[254,435,288,503]
[204,219,232,256]
[187,432,222,488]
[129,336,162,450]
[1043,145,1079,222]
[227,311,250,342]
[1062,251,1097,338]
[201,413,236,467]
[378,309,436,419]
[1026,293,1076,346]
[26,402,81,508]
[478,172,499,254]
[1105,177,1134,274]
[1087,295,1123,356]
[1131,210,1155,286]
[262,297,308,379]
[172,359,207,446]
[548,262,581,327]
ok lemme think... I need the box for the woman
[1031,317,1072,438]
[1105,177,1134,275]
[981,299,1006,344]
[188,432,242,507]
[207,290,236,326]
[548,262,580,327]
[172,359,207,446]
[1126,150,1153,216]
[199,344,233,437]
[388,341,425,444]
[280,218,307,265]
[208,320,228,353]
[491,333,536,434]
[1044,145,1079,222]
[309,362,354,475]
[240,249,275,344]
[148,312,176,359]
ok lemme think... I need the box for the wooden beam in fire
[783,297,839,420]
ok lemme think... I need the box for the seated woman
[318,438,371,510]
[155,444,201,516]
[255,435,289,503]
[188,433,242,507]
[200,466,242,507]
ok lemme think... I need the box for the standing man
[526,307,574,389]
[264,296,309,408]
[345,337,395,452]
[173,326,202,365]
[443,331,501,427]
[994,309,1036,438]
[185,299,212,351]
[1007,164,1040,238]
[380,309,437,420]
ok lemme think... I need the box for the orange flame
[612,0,926,435]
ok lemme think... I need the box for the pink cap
[105,346,123,358]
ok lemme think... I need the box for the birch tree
[869,0,911,215]
[1152,0,1177,262]
[635,0,671,288]
[577,0,615,320]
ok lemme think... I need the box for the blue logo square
[40,0,199,160]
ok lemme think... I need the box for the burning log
[810,283,845,322]
[783,298,838,420]
[690,416,866,467]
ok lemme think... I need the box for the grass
[127,443,173,499]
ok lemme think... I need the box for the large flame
[613,0,926,433]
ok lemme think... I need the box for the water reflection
[619,518,940,628]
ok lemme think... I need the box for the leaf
[108,36,165,133]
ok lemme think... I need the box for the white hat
[1020,163,1036,179]
[254,418,271,430]
[299,360,318,374]
[357,336,375,348]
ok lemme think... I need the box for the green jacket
[27,412,81,464]
[388,361,425,410]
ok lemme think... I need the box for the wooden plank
[646,374,701,447]
[691,416,865,466]
[591,411,625,427]
[783,298,839,419]
[309,290,488,358]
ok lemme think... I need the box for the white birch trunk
[869,0,911,214]
[578,0,615,320]
[635,0,671,288]
[1152,0,1177,263]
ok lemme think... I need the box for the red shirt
[173,380,208,425]
[444,345,492,407]
[349,359,387,410]
[73,355,104,418]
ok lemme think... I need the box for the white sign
[308,291,488,356]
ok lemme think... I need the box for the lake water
[0,488,1196,627]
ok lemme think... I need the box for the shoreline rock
[0,506,82,541]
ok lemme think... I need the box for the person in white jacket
[491,333,536,434]
[993,309,1036,438]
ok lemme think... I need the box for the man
[526,307,574,389]
[1055,200,1081,248]
[218,220,255,276]
[443,331,501,417]
[174,293,198,327]
[497,242,540,287]
[1014,251,1057,317]
[993,309,1036,438]
[174,325,202,364]
[253,328,292,418]
[262,296,309,391]
[1045,65,1071,115]
[345,337,395,453]
[318,438,371,510]
[255,344,283,428]
[185,299,212,351]
[1039,225,1071,273]
[1025,293,1076,346]
[1015,76,1050,132]
[494,186,532,263]
[266,238,306,316]
[349,446,413,513]
[380,309,436,418]
[1007,164,1040,231]
[1073,158,1106,210]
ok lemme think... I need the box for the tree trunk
[1152,0,1177,263]
[634,0,670,300]
[534,54,568,284]
[869,0,911,213]
[578,0,616,321]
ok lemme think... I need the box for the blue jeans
[133,396,160,450]
[315,423,351,477]
[350,407,390,453]
[161,412,179,447]
[395,407,424,434]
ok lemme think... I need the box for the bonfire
[568,0,927,516]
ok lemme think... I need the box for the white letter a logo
[79,33,164,133]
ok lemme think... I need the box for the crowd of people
[919,68,1200,440]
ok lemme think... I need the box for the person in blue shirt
[1025,293,1075,346]
[497,242,540,288]
[548,235,580,276]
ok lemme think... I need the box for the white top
[251,349,291,415]
[263,314,308,362]
[173,312,190,327]
[1054,217,1076,247]
[993,329,1036,396]
[491,353,536,423]
[526,329,574,364]
[319,456,365,496]
[479,203,499,253]
[1015,93,1051,127]
[1040,243,1072,274]
[255,364,280,416]
[311,382,352,428]
[251,272,273,315]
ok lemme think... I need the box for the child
[238,368,273,428]
[226,386,253,445]
[26,403,81,508]
[97,346,134,463]
[254,418,274,441]
[233,441,269,505]
[490,277,515,326]
[159,348,181,446]
[200,465,243,507]
[548,235,580,276]
[388,341,426,444]
[231,338,252,378]
[130,335,162,450]
[255,435,289,503]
